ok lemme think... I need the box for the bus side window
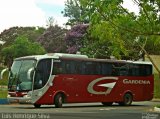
[111,64,119,76]
[65,62,70,74]
[119,63,129,76]
[145,65,152,75]
[101,63,112,76]
[82,62,100,75]
[81,62,86,75]
[139,65,145,76]
[129,64,139,76]
[53,60,76,75]
[85,62,93,75]
[53,62,62,74]
[70,61,76,74]
[119,69,127,76]
[75,61,82,74]
[129,64,152,76]
[64,61,75,74]
[139,64,152,76]
[96,62,101,75]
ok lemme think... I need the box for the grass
[154,74,160,99]
[0,90,7,98]
[0,67,8,85]
[146,55,160,99]
[145,55,160,74]
[0,72,8,85]
[0,67,8,99]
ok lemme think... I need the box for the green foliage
[156,105,160,108]
[137,0,160,34]
[1,35,46,66]
[81,22,128,59]
[78,0,160,59]
[145,36,160,55]
[2,35,45,57]
[0,27,45,47]
[79,0,138,59]
[62,0,89,25]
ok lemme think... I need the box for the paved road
[0,101,160,119]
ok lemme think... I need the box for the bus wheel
[34,104,41,108]
[119,93,133,106]
[102,102,113,106]
[54,94,63,108]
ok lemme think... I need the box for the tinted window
[82,62,100,75]
[52,62,62,74]
[129,64,152,76]
[34,59,51,89]
[101,63,112,75]
[118,63,129,76]
[53,60,78,74]
[74,61,83,74]
[52,59,152,76]
[111,63,120,76]
[53,60,101,75]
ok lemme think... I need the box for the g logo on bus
[87,77,118,95]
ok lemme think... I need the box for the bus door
[32,59,52,104]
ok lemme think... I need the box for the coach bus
[1,53,154,108]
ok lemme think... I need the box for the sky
[0,0,68,33]
[0,0,139,34]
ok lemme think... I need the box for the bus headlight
[7,94,11,98]
[23,95,30,98]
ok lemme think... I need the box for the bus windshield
[8,59,36,91]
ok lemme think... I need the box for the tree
[64,0,160,74]
[79,0,160,73]
[0,26,45,66]
[0,27,45,47]
[36,25,68,53]
[1,35,45,67]
[46,17,58,27]
[62,0,89,25]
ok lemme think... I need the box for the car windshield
[8,59,36,91]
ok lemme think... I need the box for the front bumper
[7,96,32,104]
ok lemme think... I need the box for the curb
[0,99,9,104]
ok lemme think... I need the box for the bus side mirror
[27,68,34,80]
[0,68,8,80]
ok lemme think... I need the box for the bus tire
[34,104,41,108]
[102,102,113,106]
[119,93,133,106]
[54,94,63,108]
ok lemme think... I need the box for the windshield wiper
[8,72,18,91]
[16,74,21,91]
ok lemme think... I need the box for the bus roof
[14,53,152,65]
[14,53,88,61]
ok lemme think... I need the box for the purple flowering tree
[65,24,89,53]
[36,25,68,53]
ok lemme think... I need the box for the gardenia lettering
[123,79,150,85]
